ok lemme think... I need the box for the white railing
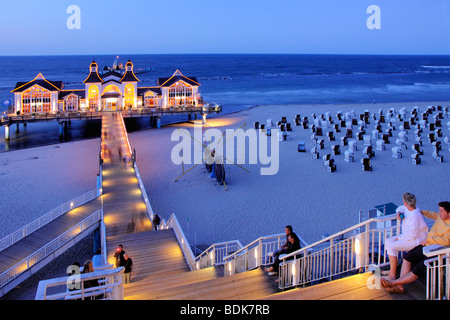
[277,215,400,290]
[0,210,102,289]
[0,188,100,252]
[223,233,309,276]
[134,163,155,221]
[118,112,133,156]
[194,240,243,270]
[159,213,196,270]
[424,246,450,300]
[35,266,124,300]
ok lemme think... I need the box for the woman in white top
[383,193,428,280]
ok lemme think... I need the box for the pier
[1,106,221,140]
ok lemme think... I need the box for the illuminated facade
[11,60,203,114]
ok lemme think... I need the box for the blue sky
[0,0,449,55]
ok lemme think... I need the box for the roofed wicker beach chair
[432,140,442,152]
[396,138,408,150]
[361,157,373,171]
[254,121,259,129]
[411,152,421,165]
[340,136,348,146]
[376,139,385,151]
[316,126,323,136]
[286,122,292,131]
[322,153,331,164]
[415,135,422,146]
[334,124,341,133]
[363,135,372,146]
[372,129,380,140]
[435,128,442,138]
[412,143,423,155]
[266,119,274,128]
[348,139,358,151]
[317,139,325,149]
[311,146,319,160]
[428,133,436,143]
[398,130,408,142]
[344,149,354,163]
[327,131,335,141]
[392,146,402,159]
[432,150,443,163]
[363,146,375,159]
[331,144,340,155]
[346,128,353,138]
[325,158,337,172]
[356,131,364,141]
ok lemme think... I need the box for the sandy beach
[0,138,100,238]
[130,101,450,246]
[1,102,449,248]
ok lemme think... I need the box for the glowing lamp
[354,237,361,256]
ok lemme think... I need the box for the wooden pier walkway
[0,197,101,276]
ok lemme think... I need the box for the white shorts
[385,236,418,257]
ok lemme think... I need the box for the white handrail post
[329,238,334,281]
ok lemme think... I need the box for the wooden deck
[101,112,153,239]
[0,197,101,275]
[261,272,426,300]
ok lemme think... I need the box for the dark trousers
[271,247,289,272]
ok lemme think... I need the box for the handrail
[134,163,155,221]
[222,233,309,276]
[194,240,243,270]
[118,112,133,157]
[35,266,124,300]
[0,209,102,289]
[276,214,401,289]
[281,214,399,261]
[0,188,100,252]
[424,245,450,300]
[159,213,196,270]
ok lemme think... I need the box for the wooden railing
[0,188,100,252]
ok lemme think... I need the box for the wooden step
[124,267,218,297]
[125,268,278,300]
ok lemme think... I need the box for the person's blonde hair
[402,192,417,208]
[83,260,94,273]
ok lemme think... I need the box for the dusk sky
[0,0,449,55]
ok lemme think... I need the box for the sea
[1,54,450,152]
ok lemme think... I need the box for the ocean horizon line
[1,52,450,58]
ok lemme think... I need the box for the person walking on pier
[114,245,126,268]
[152,214,161,230]
[123,254,133,284]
